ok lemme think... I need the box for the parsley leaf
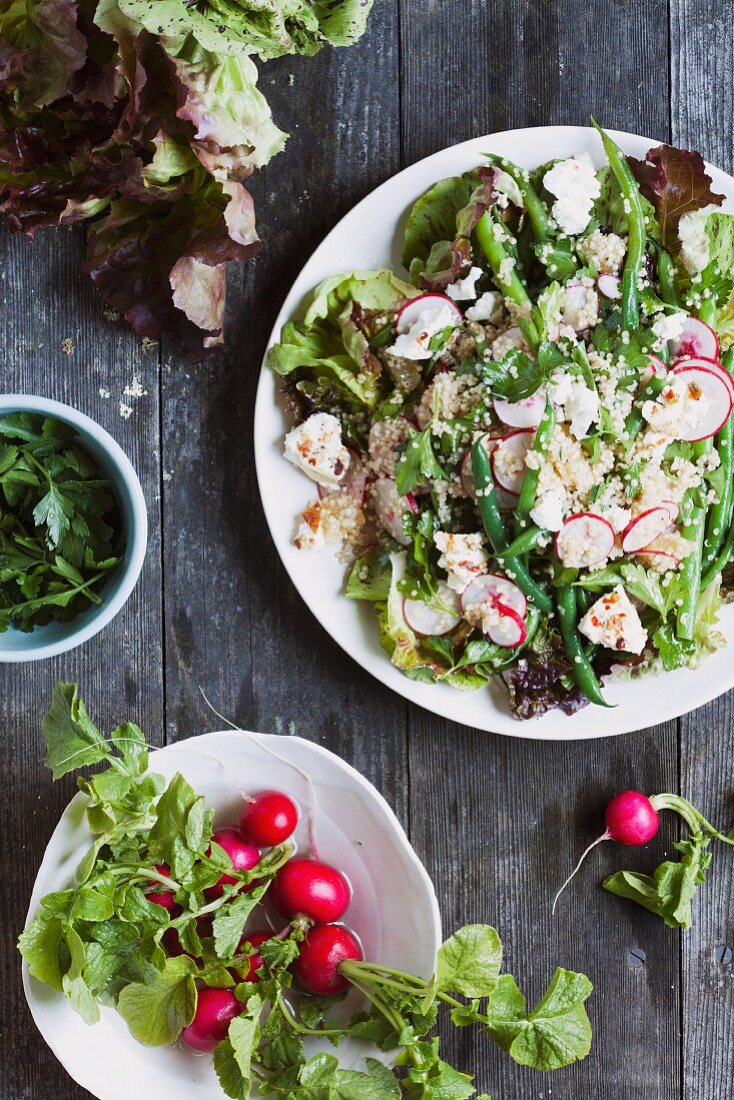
[395,426,447,496]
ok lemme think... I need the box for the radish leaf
[436,924,503,998]
[117,955,197,1045]
[603,832,712,929]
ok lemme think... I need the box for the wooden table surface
[2,2,733,1097]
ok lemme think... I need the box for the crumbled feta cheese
[678,204,719,273]
[578,229,626,274]
[466,290,503,323]
[579,585,648,654]
[294,504,325,550]
[548,371,600,439]
[543,153,601,235]
[446,266,484,302]
[651,312,687,348]
[284,412,351,487]
[387,301,459,360]
[562,284,599,331]
[434,531,489,592]
[498,257,516,284]
[642,373,711,440]
[530,488,566,532]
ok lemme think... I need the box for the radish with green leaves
[554,789,734,927]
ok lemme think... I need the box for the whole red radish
[270,858,350,923]
[232,930,272,983]
[293,924,362,995]
[240,791,298,847]
[147,864,175,909]
[181,988,242,1052]
[205,828,260,900]
[552,790,660,913]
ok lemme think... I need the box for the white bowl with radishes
[22,730,441,1099]
[255,125,734,738]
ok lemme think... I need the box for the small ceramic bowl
[0,395,147,661]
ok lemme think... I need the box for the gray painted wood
[0,225,165,1098]
[1,1,732,1097]
[672,1,734,1096]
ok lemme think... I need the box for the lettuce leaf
[117,0,375,61]
[378,551,425,672]
[0,0,375,347]
[269,270,417,408]
[629,142,725,252]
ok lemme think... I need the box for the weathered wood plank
[671,2,734,1096]
[0,225,164,1098]
[399,0,679,1095]
[159,6,408,821]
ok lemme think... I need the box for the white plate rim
[22,728,442,1099]
[254,125,734,739]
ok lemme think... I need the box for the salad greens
[20,684,594,1095]
[269,123,734,720]
[0,413,122,631]
[0,0,375,348]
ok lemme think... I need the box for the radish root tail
[552,831,611,915]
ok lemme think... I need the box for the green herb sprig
[0,414,123,632]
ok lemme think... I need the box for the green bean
[593,121,646,330]
[656,248,680,308]
[516,399,555,529]
[701,519,734,591]
[475,212,540,349]
[471,441,553,614]
[676,438,714,641]
[556,585,611,707]
[698,298,717,327]
[483,154,551,243]
[702,350,734,572]
[495,525,545,560]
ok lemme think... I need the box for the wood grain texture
[671,2,734,1097]
[4,0,734,1097]
[0,225,164,1099]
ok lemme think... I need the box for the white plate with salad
[255,125,734,738]
[21,686,441,1099]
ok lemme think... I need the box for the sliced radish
[661,498,679,524]
[554,513,615,568]
[490,429,535,495]
[669,316,719,361]
[668,364,733,441]
[460,572,527,618]
[372,477,417,545]
[486,602,527,648]
[368,417,414,477]
[635,548,682,571]
[403,583,461,636]
[494,386,547,429]
[672,356,734,399]
[639,354,665,390]
[597,273,620,300]
[621,507,673,553]
[396,293,463,333]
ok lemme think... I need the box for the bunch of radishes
[146,789,363,1054]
